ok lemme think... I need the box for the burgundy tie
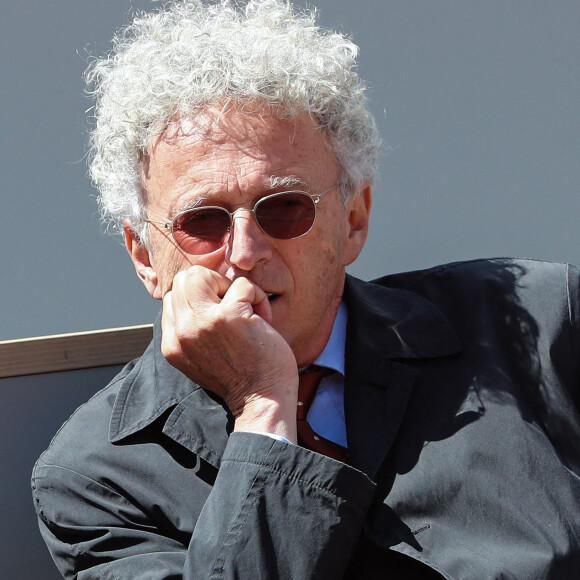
[296,367,349,463]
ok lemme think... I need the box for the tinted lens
[255,192,316,239]
[172,207,231,254]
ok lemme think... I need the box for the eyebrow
[179,196,211,212]
[268,175,307,190]
[175,175,309,214]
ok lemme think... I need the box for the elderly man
[33,1,580,578]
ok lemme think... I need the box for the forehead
[143,107,338,211]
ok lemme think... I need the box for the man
[32,1,580,578]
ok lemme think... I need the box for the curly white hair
[86,0,381,236]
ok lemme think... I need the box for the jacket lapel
[343,276,461,479]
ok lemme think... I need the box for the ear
[123,220,163,300]
[342,183,372,267]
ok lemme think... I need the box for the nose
[225,210,272,271]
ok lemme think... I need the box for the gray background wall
[1,1,579,341]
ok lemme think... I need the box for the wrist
[233,393,298,444]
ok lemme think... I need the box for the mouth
[267,293,280,302]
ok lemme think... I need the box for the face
[126,106,371,366]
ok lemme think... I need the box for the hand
[161,265,299,441]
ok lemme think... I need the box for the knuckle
[186,264,204,277]
[229,276,254,296]
[172,268,190,288]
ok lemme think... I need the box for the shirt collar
[313,301,347,375]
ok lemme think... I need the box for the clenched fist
[161,265,299,442]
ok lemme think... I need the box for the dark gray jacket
[32,259,580,578]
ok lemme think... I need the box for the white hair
[86,0,381,236]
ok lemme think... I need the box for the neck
[294,279,345,368]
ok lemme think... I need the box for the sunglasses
[145,183,339,255]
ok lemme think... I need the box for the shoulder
[376,257,577,291]
[373,258,579,314]
[361,258,580,360]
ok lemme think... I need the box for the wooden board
[0,325,153,378]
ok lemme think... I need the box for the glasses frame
[145,182,340,255]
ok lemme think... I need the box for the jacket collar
[344,274,460,361]
[343,275,461,478]
[109,276,461,474]
[109,312,231,459]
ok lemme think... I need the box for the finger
[221,277,272,324]
[250,290,272,324]
[170,265,232,309]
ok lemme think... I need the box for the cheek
[316,245,342,291]
[149,243,191,293]
[292,236,344,298]
[152,242,229,294]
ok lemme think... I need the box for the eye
[255,192,316,239]
[174,208,229,238]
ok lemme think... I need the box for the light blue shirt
[308,301,347,447]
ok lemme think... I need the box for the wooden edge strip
[0,325,154,379]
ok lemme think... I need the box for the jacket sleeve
[32,433,375,579]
